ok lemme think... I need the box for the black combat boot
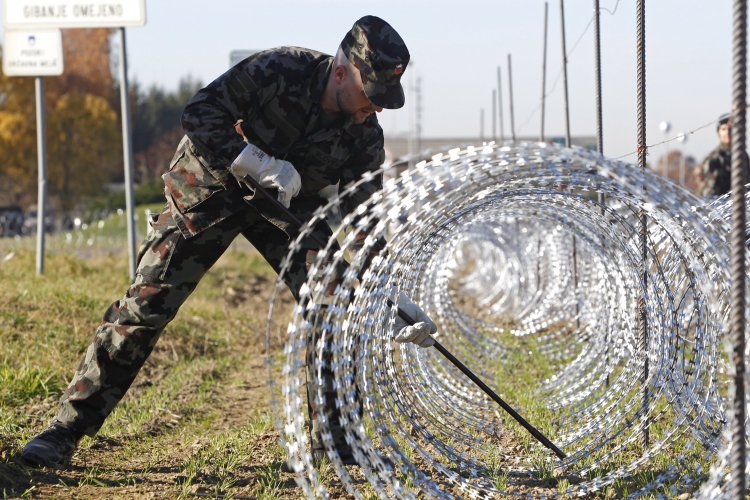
[21,420,83,468]
[312,446,359,466]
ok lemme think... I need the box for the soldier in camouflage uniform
[22,15,437,469]
[696,113,747,197]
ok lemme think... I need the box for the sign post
[3,0,146,280]
[2,28,64,275]
[229,50,258,67]
[118,26,137,279]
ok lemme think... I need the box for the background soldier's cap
[717,112,731,131]
[341,15,410,110]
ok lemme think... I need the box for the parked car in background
[0,206,24,237]
[22,206,56,235]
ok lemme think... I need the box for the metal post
[593,0,608,385]
[507,54,516,143]
[541,1,549,142]
[34,77,47,276]
[594,0,604,156]
[118,27,137,281]
[636,0,650,449]
[480,108,484,142]
[415,76,422,156]
[560,0,572,148]
[407,65,414,169]
[729,0,747,497]
[492,90,497,142]
[497,66,505,141]
[677,133,688,186]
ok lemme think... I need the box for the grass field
[0,225,310,498]
[0,209,721,499]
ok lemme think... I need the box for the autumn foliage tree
[0,75,37,205]
[47,92,120,212]
[0,28,202,213]
[0,28,122,210]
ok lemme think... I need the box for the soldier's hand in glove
[230,144,302,208]
[391,289,437,348]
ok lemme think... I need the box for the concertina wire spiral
[264,142,750,499]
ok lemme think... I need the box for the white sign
[2,29,63,76]
[2,0,146,28]
[230,50,258,67]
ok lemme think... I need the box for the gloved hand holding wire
[390,288,437,348]
[230,144,302,208]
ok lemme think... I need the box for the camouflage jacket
[699,144,731,197]
[162,46,385,239]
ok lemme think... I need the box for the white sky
[0,0,739,163]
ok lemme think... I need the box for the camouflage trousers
[305,309,360,455]
[55,203,348,452]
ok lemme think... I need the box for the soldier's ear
[333,65,348,85]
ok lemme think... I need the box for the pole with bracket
[34,76,47,275]
[118,27,138,281]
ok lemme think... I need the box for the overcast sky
[0,0,739,163]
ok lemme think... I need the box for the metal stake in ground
[242,175,567,460]
[636,0,650,449]
[729,0,748,498]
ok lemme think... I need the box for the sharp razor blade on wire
[263,142,749,499]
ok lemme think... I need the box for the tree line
[0,28,202,214]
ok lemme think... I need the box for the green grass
[0,221,725,499]
[0,232,298,498]
[0,363,62,407]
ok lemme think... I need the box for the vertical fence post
[560,0,579,331]
[541,1,549,143]
[593,0,609,386]
[497,66,505,141]
[492,89,497,142]
[480,108,485,142]
[560,0,572,148]
[729,0,747,498]
[507,54,516,143]
[636,0,650,450]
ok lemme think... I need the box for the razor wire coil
[266,142,750,499]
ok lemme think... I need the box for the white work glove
[391,288,437,348]
[230,143,302,208]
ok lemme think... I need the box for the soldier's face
[336,67,383,124]
[718,123,731,146]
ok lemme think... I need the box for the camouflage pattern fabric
[699,144,750,198]
[56,47,384,454]
[305,311,350,454]
[57,204,333,436]
[699,144,732,197]
[170,46,385,241]
[54,46,387,450]
[341,15,410,110]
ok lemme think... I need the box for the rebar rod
[508,54,516,143]
[560,0,571,148]
[492,89,497,142]
[594,0,604,156]
[497,66,505,141]
[729,0,747,498]
[541,1,549,143]
[636,0,650,450]
[593,0,609,387]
